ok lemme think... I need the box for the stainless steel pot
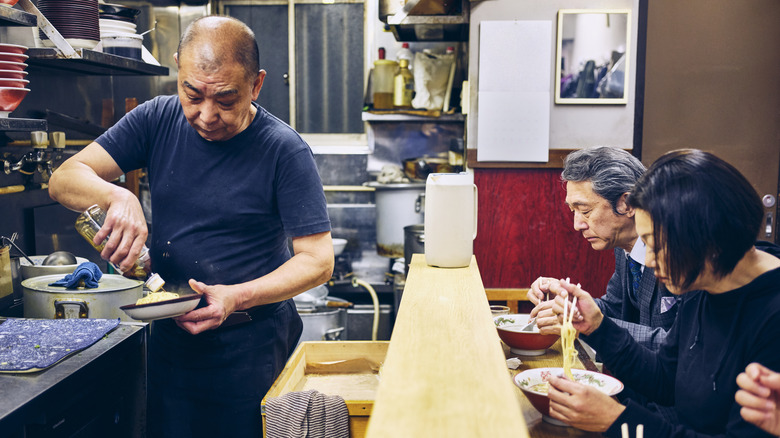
[403,224,425,275]
[296,306,348,345]
[22,274,143,321]
[19,255,90,280]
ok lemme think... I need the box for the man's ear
[617,192,635,217]
[173,52,179,66]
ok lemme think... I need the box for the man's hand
[97,195,148,273]
[530,300,562,335]
[549,280,604,336]
[528,276,555,305]
[174,279,242,335]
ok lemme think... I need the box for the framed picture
[555,9,631,105]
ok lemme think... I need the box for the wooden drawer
[262,341,389,438]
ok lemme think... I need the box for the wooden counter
[365,255,529,437]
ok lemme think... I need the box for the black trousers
[147,299,303,438]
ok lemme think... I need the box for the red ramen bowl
[0,53,27,63]
[0,78,28,88]
[0,0,20,8]
[494,313,559,356]
[0,61,27,71]
[0,69,27,80]
[0,43,27,54]
[514,367,623,426]
[0,87,29,114]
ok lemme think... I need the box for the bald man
[49,16,333,438]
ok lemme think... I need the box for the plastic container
[101,33,143,60]
[396,42,414,71]
[424,172,478,268]
[372,57,398,110]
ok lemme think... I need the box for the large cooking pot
[294,285,349,345]
[19,255,91,280]
[0,245,12,301]
[366,181,425,258]
[403,224,425,275]
[23,274,143,321]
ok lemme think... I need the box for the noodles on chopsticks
[561,292,578,380]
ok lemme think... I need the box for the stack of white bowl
[99,4,143,60]
[0,43,30,118]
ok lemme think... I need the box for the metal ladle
[42,251,77,266]
[1,233,35,266]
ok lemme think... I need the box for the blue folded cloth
[49,262,103,289]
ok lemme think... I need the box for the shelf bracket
[17,0,79,59]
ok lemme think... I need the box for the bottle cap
[402,42,409,48]
[145,273,166,293]
[378,47,386,60]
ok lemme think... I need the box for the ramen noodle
[561,295,578,380]
[136,291,179,305]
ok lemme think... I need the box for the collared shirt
[625,237,646,271]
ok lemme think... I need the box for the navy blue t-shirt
[96,95,331,290]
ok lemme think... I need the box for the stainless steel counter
[0,320,147,438]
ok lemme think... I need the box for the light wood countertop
[365,254,530,437]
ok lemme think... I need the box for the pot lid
[364,181,426,189]
[22,274,143,293]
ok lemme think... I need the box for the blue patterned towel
[49,262,103,289]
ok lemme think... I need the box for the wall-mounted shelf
[0,117,46,132]
[26,48,169,76]
[0,6,36,27]
[362,111,465,122]
[384,0,469,42]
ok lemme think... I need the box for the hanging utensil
[1,234,35,266]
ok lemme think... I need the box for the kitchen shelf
[362,111,465,122]
[0,117,46,132]
[385,0,469,42]
[0,6,36,27]
[26,48,169,76]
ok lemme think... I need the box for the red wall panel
[473,168,613,297]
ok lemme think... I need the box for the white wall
[467,0,639,156]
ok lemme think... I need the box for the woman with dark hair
[540,149,780,437]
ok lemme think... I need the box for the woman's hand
[735,362,780,436]
[548,375,625,432]
[549,280,604,336]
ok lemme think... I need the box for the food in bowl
[0,87,29,114]
[136,290,179,305]
[514,367,624,426]
[494,313,559,355]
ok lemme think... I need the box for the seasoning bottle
[75,204,166,292]
[393,58,414,109]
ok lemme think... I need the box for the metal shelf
[0,117,47,132]
[0,6,36,27]
[26,48,169,76]
[362,111,465,122]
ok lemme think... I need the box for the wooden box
[261,341,389,438]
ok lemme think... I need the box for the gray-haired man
[529,146,678,349]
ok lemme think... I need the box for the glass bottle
[75,204,166,292]
[393,58,414,109]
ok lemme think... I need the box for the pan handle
[55,299,88,319]
[322,327,345,341]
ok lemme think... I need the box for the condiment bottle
[393,58,414,109]
[75,204,166,292]
[372,47,398,110]
[396,42,414,71]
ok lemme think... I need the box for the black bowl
[98,3,141,18]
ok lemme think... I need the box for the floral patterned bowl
[514,367,623,426]
[494,313,559,355]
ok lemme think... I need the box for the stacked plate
[98,3,143,60]
[38,0,100,50]
[0,43,30,118]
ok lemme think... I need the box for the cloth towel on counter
[49,262,103,289]
[265,389,349,438]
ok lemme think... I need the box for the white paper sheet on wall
[477,20,552,162]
